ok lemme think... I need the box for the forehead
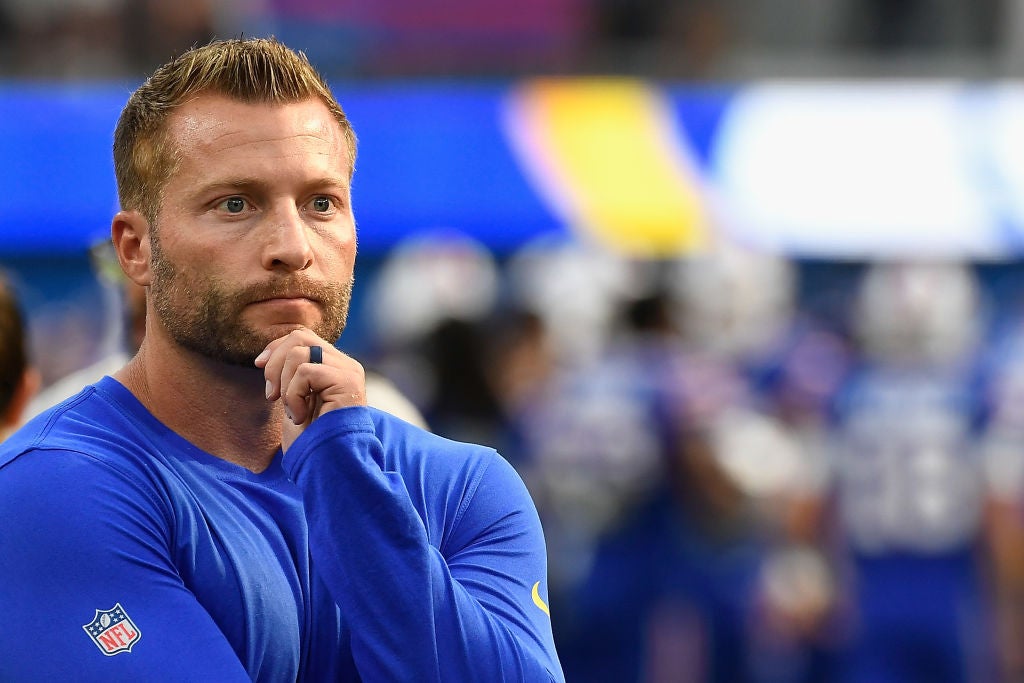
[165,93,350,171]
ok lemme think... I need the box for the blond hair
[113,37,357,223]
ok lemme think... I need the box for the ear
[2,367,40,431]
[112,210,153,287]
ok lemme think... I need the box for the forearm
[283,408,562,682]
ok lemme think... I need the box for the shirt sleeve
[282,407,565,682]
[0,449,252,681]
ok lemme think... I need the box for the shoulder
[369,406,509,482]
[3,385,105,468]
[3,379,137,466]
[368,407,538,534]
[22,352,130,422]
[0,442,174,583]
[0,381,171,519]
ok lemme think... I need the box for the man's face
[147,93,356,366]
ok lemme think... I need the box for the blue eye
[311,197,332,212]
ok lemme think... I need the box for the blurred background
[5,1,1024,681]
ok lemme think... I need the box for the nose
[262,204,314,272]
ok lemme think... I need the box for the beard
[149,232,352,367]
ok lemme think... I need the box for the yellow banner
[505,78,711,257]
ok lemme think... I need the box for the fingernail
[255,349,270,364]
[284,405,294,422]
[265,381,273,399]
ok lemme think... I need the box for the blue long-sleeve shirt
[0,376,563,681]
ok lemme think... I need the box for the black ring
[309,345,323,364]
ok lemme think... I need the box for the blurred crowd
[0,0,1014,81]
[359,231,1024,683]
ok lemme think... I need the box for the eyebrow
[194,176,351,196]
[306,177,352,193]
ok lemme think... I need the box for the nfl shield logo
[82,603,142,655]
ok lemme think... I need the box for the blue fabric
[0,376,562,681]
[827,363,994,683]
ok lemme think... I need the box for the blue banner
[5,79,1019,260]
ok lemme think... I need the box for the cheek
[321,224,357,267]
[326,247,357,278]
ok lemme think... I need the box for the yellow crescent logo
[531,581,550,616]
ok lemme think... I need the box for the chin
[256,318,316,337]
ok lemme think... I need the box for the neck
[114,336,284,473]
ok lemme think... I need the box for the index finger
[254,335,292,369]
[257,329,326,402]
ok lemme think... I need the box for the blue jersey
[0,377,563,682]
[828,363,993,683]
[830,363,985,557]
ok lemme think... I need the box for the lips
[248,287,322,306]
[243,277,330,308]
[254,294,318,304]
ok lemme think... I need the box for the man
[0,276,39,440]
[0,38,563,681]
[779,260,999,683]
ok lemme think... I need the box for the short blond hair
[113,38,357,223]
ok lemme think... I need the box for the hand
[255,329,366,452]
